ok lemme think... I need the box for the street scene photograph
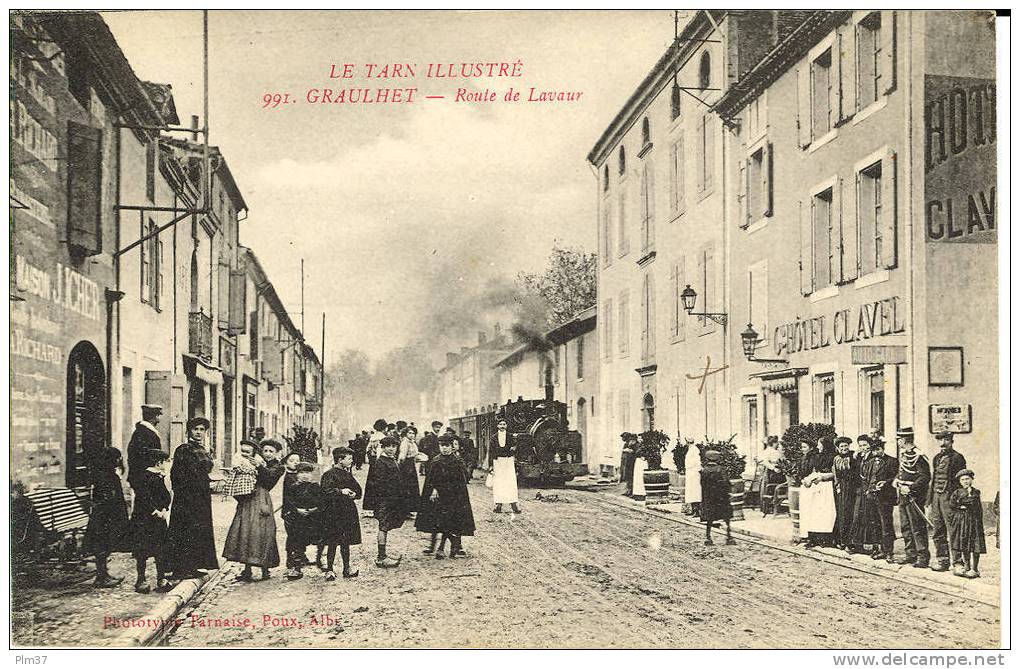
[8,7,1006,657]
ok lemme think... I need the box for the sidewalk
[592,481,1000,606]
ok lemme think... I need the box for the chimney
[190,115,200,142]
[478,331,487,346]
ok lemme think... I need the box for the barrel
[788,485,801,542]
[643,469,670,503]
[729,478,745,521]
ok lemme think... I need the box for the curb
[116,571,217,647]
[592,493,999,608]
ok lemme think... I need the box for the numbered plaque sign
[929,404,973,434]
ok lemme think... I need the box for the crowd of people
[79,405,524,589]
[757,428,985,578]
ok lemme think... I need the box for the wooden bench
[16,487,92,566]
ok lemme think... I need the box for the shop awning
[749,366,808,393]
[183,353,223,386]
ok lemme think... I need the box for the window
[670,135,684,214]
[617,192,628,257]
[697,246,717,330]
[145,140,156,202]
[576,336,584,379]
[857,12,882,109]
[140,219,159,307]
[618,291,629,355]
[817,374,836,426]
[781,391,799,432]
[746,93,766,140]
[868,371,885,436]
[602,165,609,192]
[698,115,714,193]
[743,143,773,225]
[601,203,613,266]
[743,397,760,462]
[811,48,834,138]
[811,187,835,289]
[619,391,630,433]
[858,161,882,274]
[602,299,613,360]
[640,273,656,360]
[670,258,687,342]
[698,51,711,90]
[639,161,655,252]
[618,146,626,175]
[671,82,682,120]
[641,117,651,146]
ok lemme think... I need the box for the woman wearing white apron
[685,444,702,516]
[800,437,837,546]
[632,456,648,499]
[488,417,521,514]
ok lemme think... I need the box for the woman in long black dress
[699,449,734,545]
[166,417,219,579]
[83,445,132,587]
[130,449,173,593]
[416,435,475,558]
[223,440,286,582]
[320,446,362,580]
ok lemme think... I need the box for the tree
[516,245,597,327]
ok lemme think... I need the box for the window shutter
[764,142,774,217]
[217,258,231,328]
[618,192,627,257]
[737,158,748,227]
[228,269,247,335]
[67,122,103,256]
[881,149,898,268]
[646,161,656,248]
[841,174,859,283]
[156,238,165,310]
[829,41,842,131]
[796,67,811,148]
[839,27,857,122]
[799,200,813,295]
[647,275,656,358]
[676,256,686,341]
[829,182,843,285]
[640,280,648,360]
[880,11,897,95]
[670,264,679,337]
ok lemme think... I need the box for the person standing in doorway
[489,417,521,514]
[927,431,967,572]
[166,417,219,579]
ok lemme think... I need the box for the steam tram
[448,396,588,486]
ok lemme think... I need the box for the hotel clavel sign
[774,297,906,357]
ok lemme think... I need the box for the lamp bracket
[690,312,728,326]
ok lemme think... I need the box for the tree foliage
[516,245,597,327]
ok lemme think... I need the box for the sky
[102,10,676,363]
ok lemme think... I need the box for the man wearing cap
[127,404,164,491]
[419,421,443,474]
[166,417,219,579]
[862,435,898,562]
[927,431,967,571]
[893,428,931,568]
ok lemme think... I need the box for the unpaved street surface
[166,483,1000,649]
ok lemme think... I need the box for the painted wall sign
[851,344,908,366]
[929,403,973,434]
[924,75,996,243]
[773,296,906,357]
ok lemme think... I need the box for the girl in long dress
[488,417,521,514]
[222,439,286,582]
[83,445,132,587]
[319,447,362,580]
[949,469,986,578]
[417,435,475,558]
[166,417,219,579]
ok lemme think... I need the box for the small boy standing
[949,469,986,578]
[699,449,736,546]
[320,447,362,580]
[366,436,405,567]
[417,434,475,559]
[283,462,321,580]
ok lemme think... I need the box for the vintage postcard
[8,7,1007,657]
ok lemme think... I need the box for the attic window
[641,117,651,146]
[699,51,711,89]
[671,82,682,120]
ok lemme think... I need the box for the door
[576,398,587,462]
[65,342,106,489]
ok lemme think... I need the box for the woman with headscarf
[166,417,219,579]
[223,439,286,582]
[83,445,132,587]
[800,436,837,547]
[398,425,422,518]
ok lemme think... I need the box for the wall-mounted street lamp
[740,323,788,364]
[680,284,728,326]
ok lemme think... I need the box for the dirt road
[165,482,1000,649]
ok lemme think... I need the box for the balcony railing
[189,310,214,363]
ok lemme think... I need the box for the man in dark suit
[127,404,163,491]
[459,430,478,479]
[419,421,442,474]
[927,431,968,572]
[863,435,898,562]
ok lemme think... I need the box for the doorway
[576,397,587,462]
[66,341,106,489]
[642,393,655,431]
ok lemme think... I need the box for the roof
[161,137,249,212]
[241,246,303,343]
[494,305,597,368]
[713,11,848,120]
[587,10,727,166]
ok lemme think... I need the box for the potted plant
[671,437,692,503]
[694,435,747,520]
[637,430,670,502]
[778,422,836,541]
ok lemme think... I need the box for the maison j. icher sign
[773,296,906,357]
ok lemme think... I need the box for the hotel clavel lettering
[774,297,906,357]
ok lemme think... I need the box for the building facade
[429,325,511,421]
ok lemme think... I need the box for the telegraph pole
[319,312,326,452]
